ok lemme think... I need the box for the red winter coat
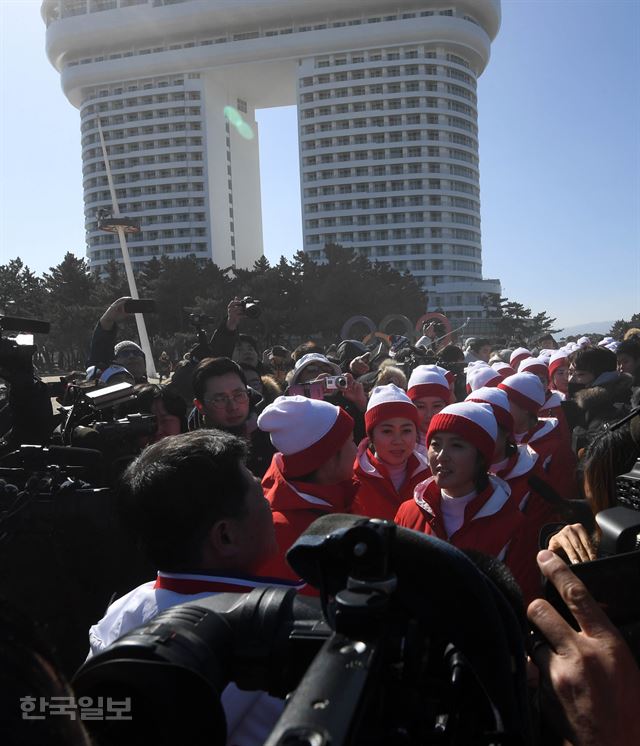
[352,441,431,521]
[395,476,536,600]
[257,453,357,594]
[540,392,570,445]
[521,418,578,501]
[492,445,563,603]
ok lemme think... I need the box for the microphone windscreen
[287,514,529,736]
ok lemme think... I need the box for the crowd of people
[1,294,639,745]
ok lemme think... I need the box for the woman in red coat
[466,385,563,603]
[352,384,430,521]
[395,402,532,597]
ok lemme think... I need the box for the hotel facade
[43,0,502,322]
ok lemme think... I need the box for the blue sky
[1,0,638,329]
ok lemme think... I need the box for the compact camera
[288,375,348,400]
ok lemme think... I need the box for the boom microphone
[0,316,50,335]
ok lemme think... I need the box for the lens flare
[223,106,254,140]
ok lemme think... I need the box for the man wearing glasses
[192,357,274,477]
[88,297,148,383]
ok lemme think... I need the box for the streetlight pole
[96,118,156,378]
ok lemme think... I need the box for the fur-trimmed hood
[573,372,633,422]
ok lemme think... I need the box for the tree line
[3,245,620,373]
[0,245,425,370]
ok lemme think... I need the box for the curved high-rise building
[42,0,501,322]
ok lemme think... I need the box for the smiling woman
[395,401,543,603]
[352,383,430,521]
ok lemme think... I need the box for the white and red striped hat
[427,402,497,466]
[466,386,514,435]
[498,373,546,415]
[365,383,421,435]
[407,366,451,403]
[257,395,354,478]
[518,356,549,378]
[509,347,531,370]
[548,350,569,379]
[433,364,456,388]
[466,363,501,393]
[491,361,516,379]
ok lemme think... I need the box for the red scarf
[153,571,303,594]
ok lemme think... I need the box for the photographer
[119,383,187,447]
[210,296,262,362]
[286,352,367,442]
[546,420,639,563]
[88,297,147,383]
[0,337,54,454]
[192,357,274,477]
[170,297,261,406]
[88,430,290,746]
[528,550,640,746]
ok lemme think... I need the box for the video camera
[0,316,50,375]
[74,516,533,746]
[59,381,156,460]
[544,453,640,663]
[188,297,261,329]
[392,342,433,379]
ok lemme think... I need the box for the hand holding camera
[528,550,640,746]
[100,297,156,331]
[226,296,261,331]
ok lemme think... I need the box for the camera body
[61,382,157,453]
[323,374,348,391]
[0,316,50,375]
[544,461,640,662]
[288,375,348,400]
[241,296,261,319]
[74,518,534,746]
[92,413,157,440]
[0,336,36,370]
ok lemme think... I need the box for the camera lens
[244,302,261,319]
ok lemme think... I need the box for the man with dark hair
[568,347,618,393]
[616,339,640,386]
[192,356,274,477]
[233,333,261,370]
[291,340,325,363]
[465,338,492,364]
[536,333,558,351]
[570,346,633,434]
[88,430,289,745]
